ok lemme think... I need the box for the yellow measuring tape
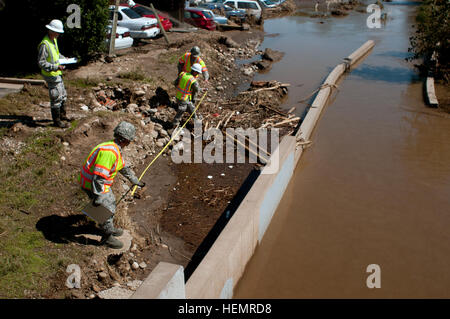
[130,91,208,196]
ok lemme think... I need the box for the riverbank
[0,3,299,298]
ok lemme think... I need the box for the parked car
[120,3,173,31]
[198,3,246,23]
[108,5,160,39]
[204,9,228,25]
[105,25,134,50]
[223,0,262,19]
[184,7,216,31]
[258,0,279,8]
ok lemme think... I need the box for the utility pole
[109,0,120,57]
[150,3,170,45]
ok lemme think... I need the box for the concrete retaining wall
[130,40,375,299]
[425,76,439,107]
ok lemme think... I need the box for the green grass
[0,129,71,298]
[118,68,153,83]
[67,77,102,88]
[159,52,179,65]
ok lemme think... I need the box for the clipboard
[82,202,113,224]
[59,57,78,65]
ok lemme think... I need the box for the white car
[223,0,262,19]
[105,25,134,50]
[109,5,160,39]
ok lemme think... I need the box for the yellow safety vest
[79,140,124,194]
[176,72,197,101]
[179,52,207,74]
[39,35,62,77]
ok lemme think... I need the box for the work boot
[51,108,69,128]
[111,227,123,237]
[60,102,70,121]
[101,234,124,249]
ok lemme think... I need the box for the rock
[216,86,224,91]
[139,262,147,269]
[39,102,51,108]
[262,48,284,62]
[80,104,89,112]
[106,76,113,81]
[126,280,143,291]
[156,138,166,147]
[98,272,108,281]
[71,291,84,299]
[63,142,69,147]
[60,156,66,161]
[218,36,240,48]
[92,284,101,293]
[159,129,169,137]
[126,103,138,113]
[134,90,146,97]
[150,130,158,139]
[89,294,96,299]
[90,99,102,109]
[242,68,253,76]
[154,123,163,132]
[255,60,272,71]
[93,105,107,112]
[131,262,139,270]
[98,287,134,299]
[112,282,121,287]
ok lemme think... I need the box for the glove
[136,181,145,188]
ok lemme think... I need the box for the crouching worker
[171,63,203,128]
[79,121,145,249]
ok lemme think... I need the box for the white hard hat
[191,63,202,74]
[46,19,64,33]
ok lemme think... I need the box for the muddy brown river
[234,2,450,298]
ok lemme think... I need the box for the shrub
[408,0,450,80]
[0,0,109,76]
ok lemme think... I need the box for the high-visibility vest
[179,52,207,74]
[176,72,197,101]
[39,35,62,77]
[79,140,124,194]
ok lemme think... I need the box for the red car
[120,3,173,31]
[184,8,216,31]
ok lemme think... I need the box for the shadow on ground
[36,214,104,246]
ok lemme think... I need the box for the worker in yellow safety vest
[178,46,209,82]
[37,19,70,128]
[171,63,203,128]
[79,121,145,249]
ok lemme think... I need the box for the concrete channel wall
[131,40,375,299]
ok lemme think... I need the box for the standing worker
[178,46,209,82]
[172,63,203,128]
[79,121,145,249]
[38,19,70,128]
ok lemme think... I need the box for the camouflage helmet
[190,46,201,57]
[114,121,136,142]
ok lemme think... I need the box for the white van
[223,0,262,20]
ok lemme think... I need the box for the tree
[0,0,109,76]
[408,0,450,80]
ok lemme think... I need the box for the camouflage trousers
[82,188,117,235]
[172,99,199,126]
[45,75,67,110]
